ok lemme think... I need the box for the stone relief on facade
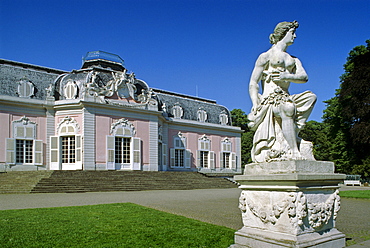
[247,20,317,163]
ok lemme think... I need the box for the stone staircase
[0,171,53,194]
[28,171,237,193]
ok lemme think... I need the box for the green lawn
[339,190,370,199]
[0,203,235,248]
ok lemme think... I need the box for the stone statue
[247,20,316,163]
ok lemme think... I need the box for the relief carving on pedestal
[239,190,340,229]
[307,189,340,229]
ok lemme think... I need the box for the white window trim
[106,119,141,170]
[6,116,43,166]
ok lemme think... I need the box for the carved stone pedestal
[231,161,346,248]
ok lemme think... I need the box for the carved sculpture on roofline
[247,20,317,163]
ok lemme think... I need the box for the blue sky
[1,0,369,122]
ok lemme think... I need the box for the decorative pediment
[57,116,80,135]
[110,118,136,136]
[13,116,36,126]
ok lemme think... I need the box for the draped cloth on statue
[248,90,316,163]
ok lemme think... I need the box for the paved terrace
[1,186,369,247]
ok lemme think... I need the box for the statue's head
[269,21,299,44]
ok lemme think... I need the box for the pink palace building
[0,51,242,175]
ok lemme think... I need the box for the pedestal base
[231,161,346,248]
[231,227,345,248]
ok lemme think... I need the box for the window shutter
[196,150,201,168]
[6,138,16,165]
[219,152,224,169]
[170,148,175,168]
[106,135,115,170]
[209,151,215,169]
[132,137,141,170]
[75,135,83,170]
[50,136,60,170]
[162,144,167,167]
[33,140,43,165]
[231,152,236,169]
[185,149,191,168]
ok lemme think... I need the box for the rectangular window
[61,136,76,163]
[115,137,130,164]
[16,139,33,164]
[175,149,184,167]
[223,152,230,168]
[200,151,209,168]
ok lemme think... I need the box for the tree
[322,40,370,175]
[230,109,254,166]
[299,120,331,161]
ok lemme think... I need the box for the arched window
[6,116,43,166]
[106,118,141,170]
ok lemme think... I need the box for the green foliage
[299,120,331,161]
[0,203,235,248]
[322,40,370,175]
[352,157,370,178]
[339,190,370,199]
[230,109,254,165]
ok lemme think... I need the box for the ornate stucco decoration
[199,134,210,142]
[85,70,157,106]
[57,116,80,135]
[110,118,136,136]
[17,79,35,98]
[13,116,36,126]
[45,83,55,98]
[172,103,183,119]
